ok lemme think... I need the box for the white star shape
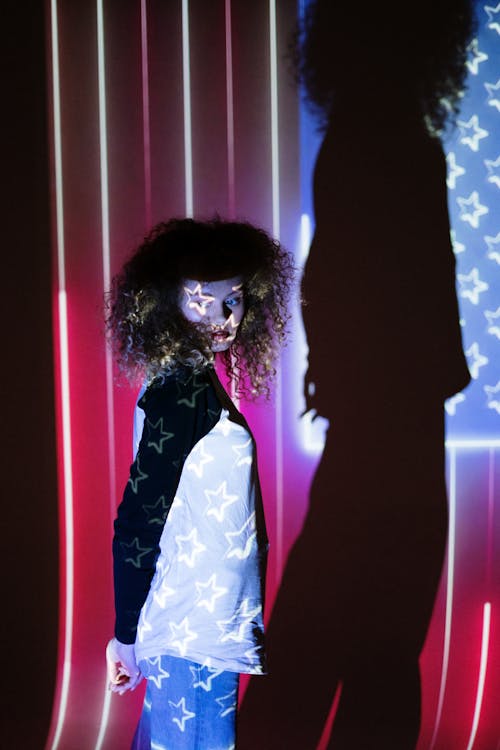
[214,415,237,437]
[456,191,488,228]
[137,611,153,642]
[445,393,466,416]
[485,4,500,34]
[485,307,500,339]
[485,79,500,111]
[446,151,465,189]
[166,496,184,525]
[195,574,228,613]
[484,381,500,414]
[153,578,176,608]
[168,696,196,732]
[145,417,173,453]
[189,660,224,691]
[457,268,489,305]
[183,282,214,316]
[169,617,198,657]
[175,527,207,567]
[128,455,148,493]
[225,512,257,560]
[450,230,465,255]
[217,598,262,644]
[465,342,489,379]
[485,156,500,188]
[232,436,252,466]
[215,688,238,718]
[204,481,239,522]
[146,656,170,688]
[485,233,500,264]
[466,38,488,74]
[186,442,214,478]
[457,115,489,152]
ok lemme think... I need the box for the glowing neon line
[487,450,494,591]
[141,0,152,226]
[465,602,491,750]
[269,0,283,575]
[429,446,457,749]
[47,3,75,748]
[94,679,113,750]
[182,0,193,217]
[96,4,117,748]
[225,0,235,218]
[445,439,500,449]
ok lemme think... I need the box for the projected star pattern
[444,4,500,437]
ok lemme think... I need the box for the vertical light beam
[141,0,152,227]
[47,3,75,748]
[182,0,194,217]
[465,602,492,750]
[225,0,235,218]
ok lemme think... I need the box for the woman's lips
[211,329,230,341]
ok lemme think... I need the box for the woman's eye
[225,296,242,308]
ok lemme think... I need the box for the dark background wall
[1,3,58,747]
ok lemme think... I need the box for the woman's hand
[105,637,143,694]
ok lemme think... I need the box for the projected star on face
[180,277,245,352]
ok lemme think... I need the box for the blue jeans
[131,655,239,750]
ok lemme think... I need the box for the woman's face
[179,276,245,352]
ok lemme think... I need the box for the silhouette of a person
[237,3,474,748]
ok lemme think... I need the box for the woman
[105,217,294,750]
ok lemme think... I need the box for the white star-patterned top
[135,408,267,674]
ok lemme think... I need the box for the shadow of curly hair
[106,217,296,399]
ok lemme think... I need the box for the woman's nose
[207,302,228,325]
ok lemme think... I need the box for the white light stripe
[94,677,113,750]
[487,450,494,590]
[225,0,235,218]
[95,5,116,748]
[141,0,152,226]
[182,0,193,217]
[465,602,492,750]
[269,0,283,575]
[97,0,117,513]
[429,446,457,749]
[269,0,279,239]
[445,439,500,449]
[47,3,74,748]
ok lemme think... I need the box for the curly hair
[106,217,295,398]
[289,0,477,135]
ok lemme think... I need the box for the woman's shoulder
[138,365,215,412]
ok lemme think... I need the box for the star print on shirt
[457,268,489,305]
[457,115,489,151]
[144,417,174,454]
[153,578,176,608]
[465,342,489,379]
[485,79,500,111]
[232,437,253,466]
[175,527,207,567]
[466,38,488,75]
[120,537,153,568]
[215,688,238,718]
[485,307,500,339]
[195,574,228,613]
[186,442,214,478]
[456,191,488,228]
[176,373,208,408]
[189,661,224,692]
[484,381,500,414]
[169,617,198,657]
[144,495,170,524]
[145,656,171,688]
[137,612,153,642]
[446,152,465,189]
[168,697,196,732]
[484,156,500,188]
[217,599,262,644]
[485,233,500,264]
[485,3,500,34]
[445,392,466,417]
[225,513,257,560]
[127,455,148,493]
[204,481,239,522]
